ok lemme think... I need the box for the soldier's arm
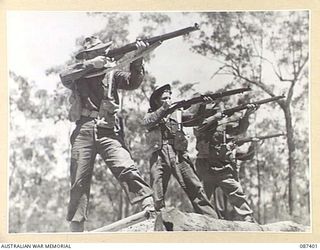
[226,104,258,135]
[143,106,168,130]
[236,142,256,161]
[181,103,209,127]
[226,116,250,136]
[114,58,145,91]
[59,64,88,90]
[195,112,223,133]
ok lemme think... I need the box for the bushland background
[8,11,309,232]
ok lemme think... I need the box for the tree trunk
[283,105,296,216]
[256,159,261,223]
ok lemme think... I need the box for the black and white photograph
[7,11,310,234]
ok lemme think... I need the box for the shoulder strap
[101,69,115,99]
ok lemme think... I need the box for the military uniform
[194,114,255,221]
[143,91,218,217]
[211,142,256,220]
[61,55,153,224]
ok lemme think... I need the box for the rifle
[222,95,285,116]
[192,95,285,133]
[234,133,286,146]
[106,23,200,59]
[165,87,252,116]
[60,24,200,84]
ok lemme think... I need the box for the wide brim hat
[149,84,171,111]
[75,36,113,60]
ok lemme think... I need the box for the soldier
[193,102,259,222]
[143,84,218,217]
[60,36,154,232]
[213,138,260,221]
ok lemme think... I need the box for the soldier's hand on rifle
[215,112,226,119]
[135,38,149,54]
[84,55,107,69]
[245,103,259,116]
[251,137,265,149]
[202,95,215,104]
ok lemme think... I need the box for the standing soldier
[213,138,260,220]
[60,36,154,232]
[143,84,218,217]
[193,102,259,222]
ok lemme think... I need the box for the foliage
[8,11,310,232]
[9,71,70,232]
[186,11,309,222]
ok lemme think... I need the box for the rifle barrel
[254,95,285,105]
[259,133,285,140]
[61,24,201,82]
[167,87,251,114]
[235,133,286,145]
[208,87,251,100]
[147,23,200,44]
[107,23,200,58]
[223,95,285,116]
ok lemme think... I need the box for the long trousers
[149,143,218,218]
[196,158,253,218]
[67,118,153,222]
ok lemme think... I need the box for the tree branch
[231,67,287,108]
[253,55,293,82]
[286,53,309,105]
[210,65,227,79]
[294,53,309,82]
[237,16,260,56]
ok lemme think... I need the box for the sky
[7,11,228,95]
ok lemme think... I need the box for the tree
[9,71,70,232]
[187,11,309,217]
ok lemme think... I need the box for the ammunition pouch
[96,99,119,128]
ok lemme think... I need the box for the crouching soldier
[143,84,218,218]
